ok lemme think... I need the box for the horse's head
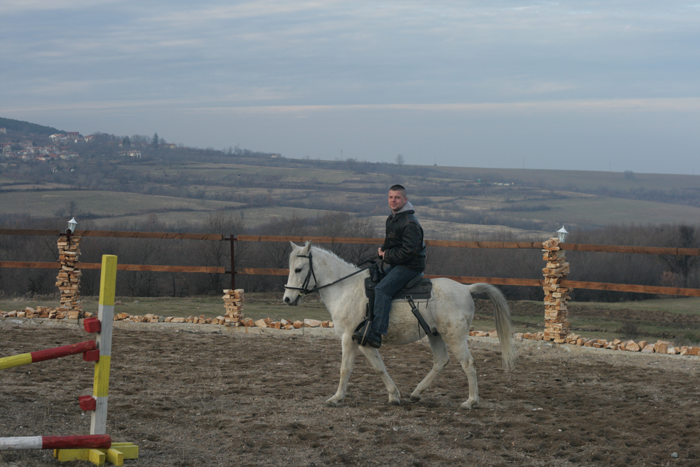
[283,241,313,306]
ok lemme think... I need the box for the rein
[284,250,373,295]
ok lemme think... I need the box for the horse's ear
[301,241,312,254]
[289,241,300,250]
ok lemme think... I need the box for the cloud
[1,1,698,173]
[0,0,121,14]
[189,97,700,115]
[6,96,699,116]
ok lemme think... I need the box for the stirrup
[352,319,371,345]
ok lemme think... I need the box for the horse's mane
[310,245,360,270]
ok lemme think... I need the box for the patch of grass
[0,294,331,322]
[110,294,332,321]
[90,206,339,229]
[122,162,355,185]
[0,190,243,218]
[571,297,700,315]
[620,321,640,339]
[473,298,700,343]
[677,330,700,347]
[423,165,700,194]
[0,296,62,313]
[513,196,700,227]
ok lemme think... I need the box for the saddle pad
[364,276,433,301]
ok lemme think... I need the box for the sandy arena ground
[1,321,699,467]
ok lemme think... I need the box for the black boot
[364,331,382,349]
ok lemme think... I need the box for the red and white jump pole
[0,435,111,450]
[0,340,98,370]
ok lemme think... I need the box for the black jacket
[383,209,426,271]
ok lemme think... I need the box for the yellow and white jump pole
[91,254,116,435]
[54,255,139,466]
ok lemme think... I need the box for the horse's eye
[295,268,302,273]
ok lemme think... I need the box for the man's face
[388,190,408,212]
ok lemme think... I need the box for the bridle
[284,249,372,295]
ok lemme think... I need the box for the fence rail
[2,229,700,296]
[0,229,224,241]
[0,261,224,274]
[3,229,700,255]
[236,268,700,297]
[238,234,700,256]
[560,244,700,256]
[559,280,700,297]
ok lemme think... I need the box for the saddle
[356,265,438,339]
[364,273,433,301]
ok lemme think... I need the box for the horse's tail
[468,283,516,372]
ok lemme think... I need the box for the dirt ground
[1,322,700,467]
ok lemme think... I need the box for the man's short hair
[389,184,406,196]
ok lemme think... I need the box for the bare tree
[314,213,377,264]
[658,225,699,288]
[200,211,247,292]
[259,215,309,268]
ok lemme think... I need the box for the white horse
[283,241,516,409]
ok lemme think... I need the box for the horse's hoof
[325,397,343,407]
[409,394,421,402]
[389,398,401,406]
[459,399,478,410]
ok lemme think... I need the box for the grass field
[509,196,700,226]
[122,162,362,185]
[5,183,698,232]
[129,162,700,193]
[4,157,700,233]
[424,165,700,193]
[0,190,244,219]
[90,206,341,229]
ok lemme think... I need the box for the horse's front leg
[326,332,359,407]
[358,346,401,405]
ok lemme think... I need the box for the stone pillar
[55,235,83,317]
[222,289,244,325]
[542,238,571,343]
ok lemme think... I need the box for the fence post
[229,236,236,290]
[542,238,571,343]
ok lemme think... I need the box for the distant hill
[0,117,63,135]
[1,117,699,238]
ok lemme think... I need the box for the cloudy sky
[1,1,699,174]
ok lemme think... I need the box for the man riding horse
[353,184,427,348]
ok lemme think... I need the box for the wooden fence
[1,229,700,297]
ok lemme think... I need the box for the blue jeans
[371,265,422,335]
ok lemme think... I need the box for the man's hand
[377,247,385,259]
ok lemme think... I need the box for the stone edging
[470,329,700,357]
[2,315,698,357]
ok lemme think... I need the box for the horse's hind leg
[326,333,359,407]
[410,334,449,402]
[357,346,401,405]
[446,338,479,409]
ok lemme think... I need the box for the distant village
[1,129,83,164]
[0,127,178,165]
